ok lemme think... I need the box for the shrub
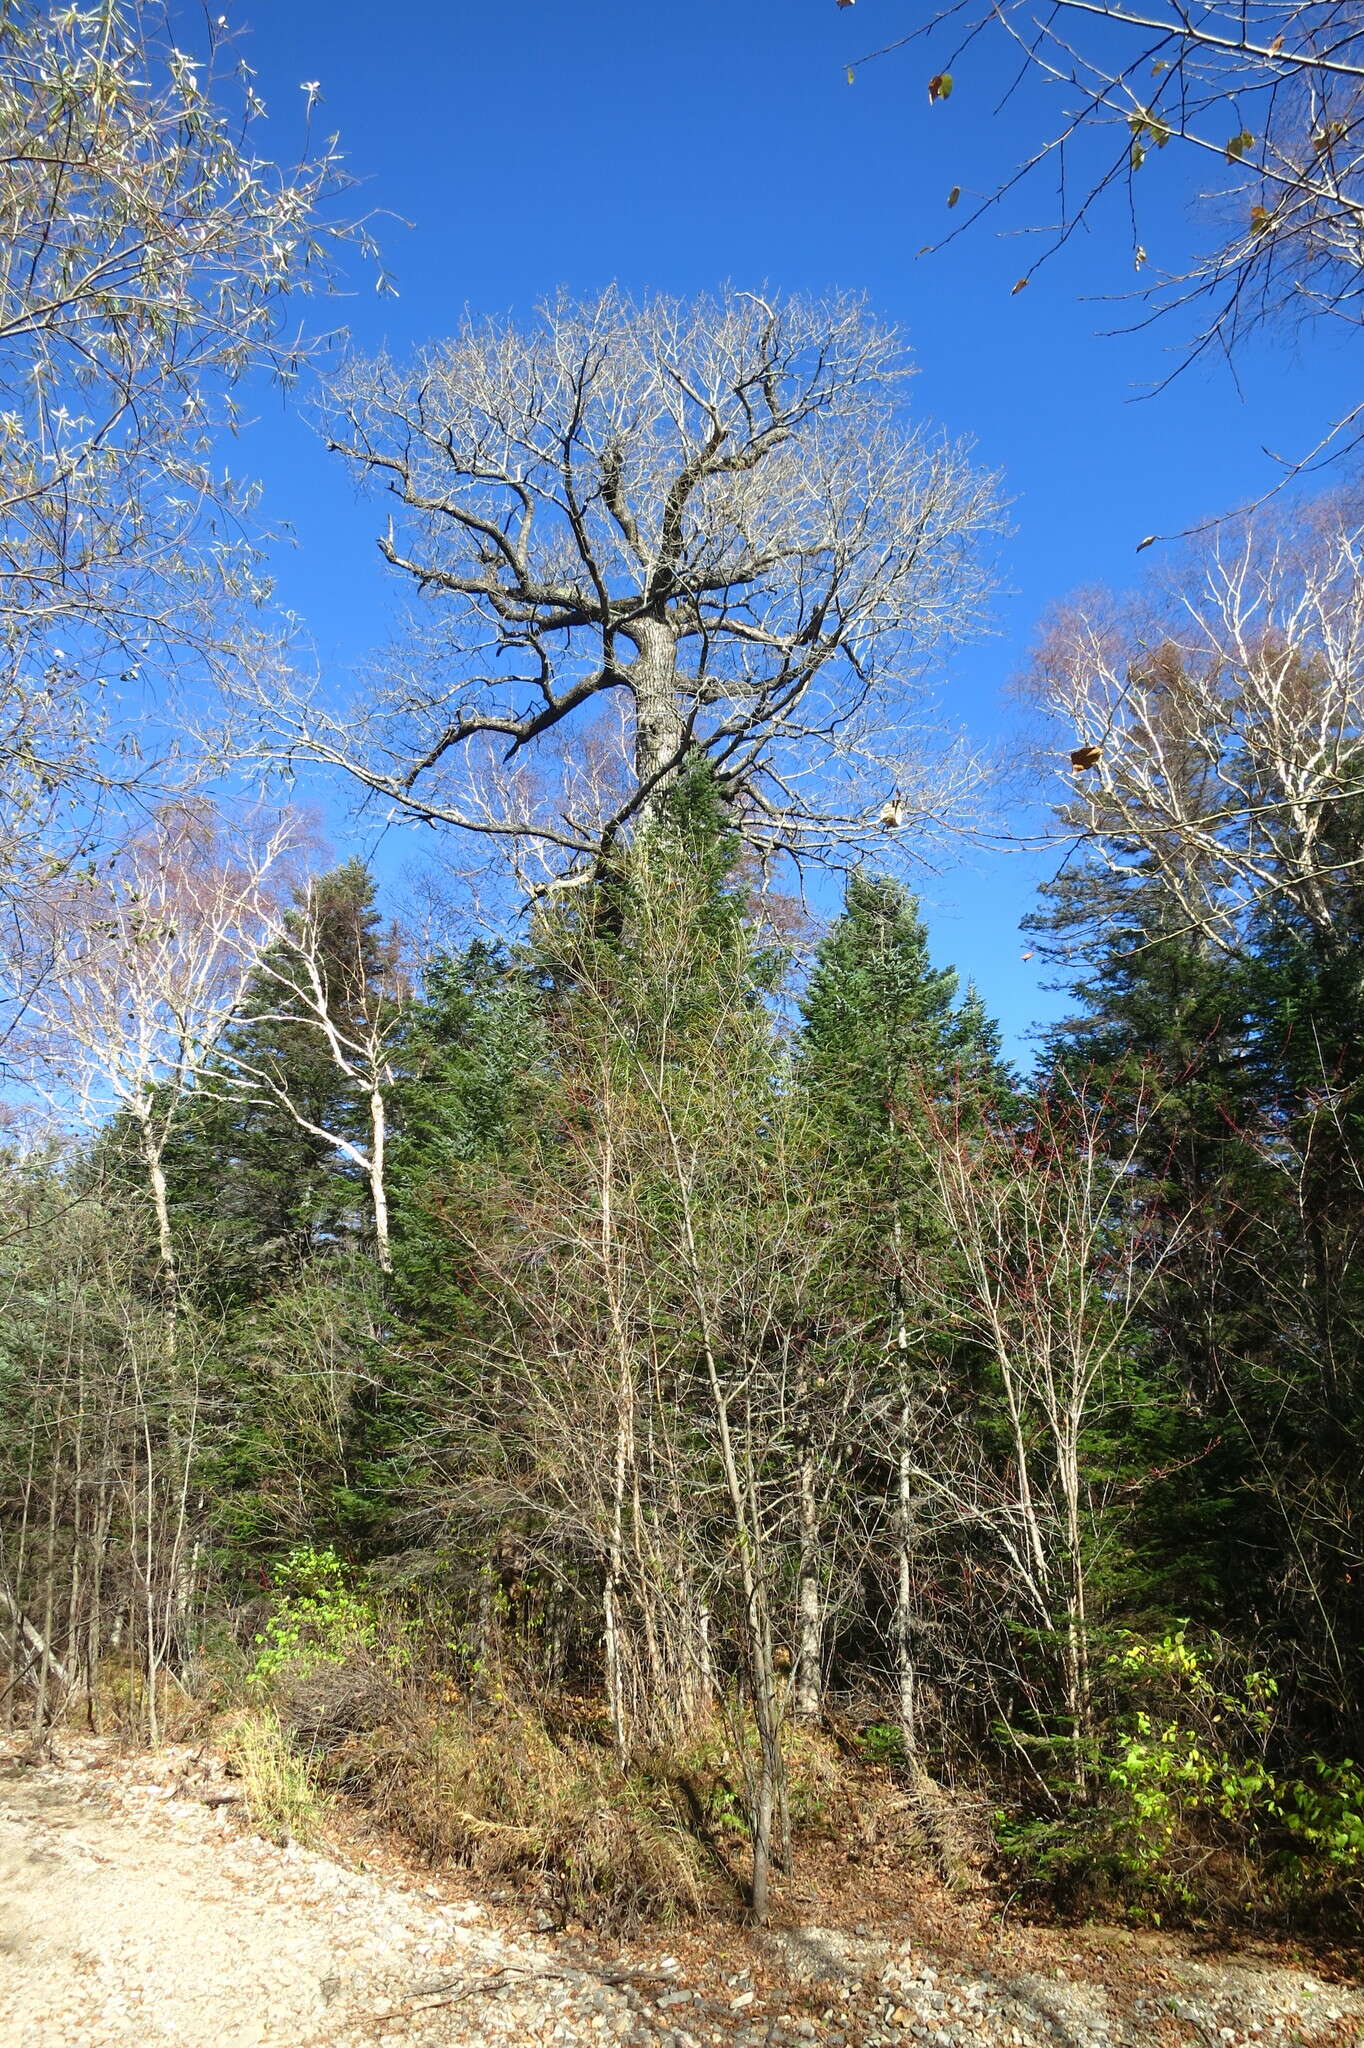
[998,1628,1364,1922]
[1280,1757,1364,1897]
[340,1697,709,1930]
[248,1544,381,1689]
[1103,1629,1279,1905]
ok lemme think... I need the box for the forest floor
[2,1733,1362,2048]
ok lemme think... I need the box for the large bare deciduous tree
[264,288,998,890]
[851,2,1364,478]
[1028,495,1364,953]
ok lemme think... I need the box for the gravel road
[2,1737,1361,2048]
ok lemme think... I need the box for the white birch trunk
[795,1438,823,1724]
[368,1083,392,1272]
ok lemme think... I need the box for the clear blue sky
[223,0,1358,1061]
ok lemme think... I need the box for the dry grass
[339,1695,709,1930]
[220,1705,332,1848]
[83,1652,211,1743]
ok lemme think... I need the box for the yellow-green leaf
[928,71,953,102]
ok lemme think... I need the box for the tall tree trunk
[600,1135,632,1758]
[131,1094,176,1308]
[368,1083,392,1273]
[631,618,685,807]
[794,1423,823,1725]
[695,1597,716,1720]
[890,1227,920,1761]
[605,1403,630,1762]
[750,1741,776,1925]
[709,1381,782,1921]
[673,1139,784,1920]
[1058,1423,1091,1790]
[896,1387,919,1761]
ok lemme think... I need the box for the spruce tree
[1028,792,1364,1753]
[797,870,1010,1776]
[386,938,547,1318]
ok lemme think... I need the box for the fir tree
[797,870,1011,1768]
[800,869,1006,1148]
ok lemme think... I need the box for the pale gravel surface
[2,1737,1362,2048]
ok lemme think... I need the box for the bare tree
[259,287,999,891]
[906,1075,1186,1786]
[0,0,367,916]
[0,1152,209,1745]
[1027,494,1364,953]
[850,1,1364,479]
[7,806,298,1293]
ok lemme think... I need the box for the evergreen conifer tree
[800,870,1005,1150]
[164,860,400,1300]
[797,870,1010,1778]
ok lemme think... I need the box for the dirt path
[1,1738,665,2048]
[2,1738,1361,2048]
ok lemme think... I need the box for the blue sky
[223,0,1359,1059]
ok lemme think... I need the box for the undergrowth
[339,1696,709,1929]
[227,1556,1364,1934]
[995,1629,1364,1927]
[221,1706,332,1848]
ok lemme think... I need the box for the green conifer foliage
[1030,782,1364,1757]
[386,938,547,1322]
[164,861,399,1297]
[800,870,1004,1152]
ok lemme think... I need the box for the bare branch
[249,288,1000,890]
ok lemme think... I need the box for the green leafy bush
[249,1544,381,1688]
[1280,1758,1364,1887]
[1105,1629,1278,1899]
